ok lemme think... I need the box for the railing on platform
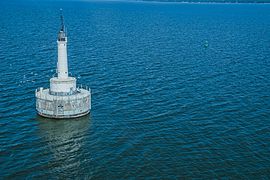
[36,84,90,95]
[77,84,91,93]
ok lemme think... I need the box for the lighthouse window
[58,104,64,108]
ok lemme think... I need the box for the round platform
[50,77,76,94]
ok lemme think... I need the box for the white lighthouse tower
[35,11,91,118]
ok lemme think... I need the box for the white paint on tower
[57,21,68,79]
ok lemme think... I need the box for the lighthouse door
[57,103,64,115]
[54,100,64,115]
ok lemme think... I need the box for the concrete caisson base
[35,88,91,119]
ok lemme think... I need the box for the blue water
[1,0,270,178]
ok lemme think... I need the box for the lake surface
[0,0,270,178]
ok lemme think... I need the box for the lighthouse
[35,11,91,119]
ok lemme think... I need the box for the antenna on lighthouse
[58,9,66,41]
[60,8,64,32]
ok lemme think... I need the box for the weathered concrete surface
[36,88,91,119]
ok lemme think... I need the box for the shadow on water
[35,114,93,177]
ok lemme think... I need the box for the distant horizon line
[4,0,270,4]
[79,0,270,4]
